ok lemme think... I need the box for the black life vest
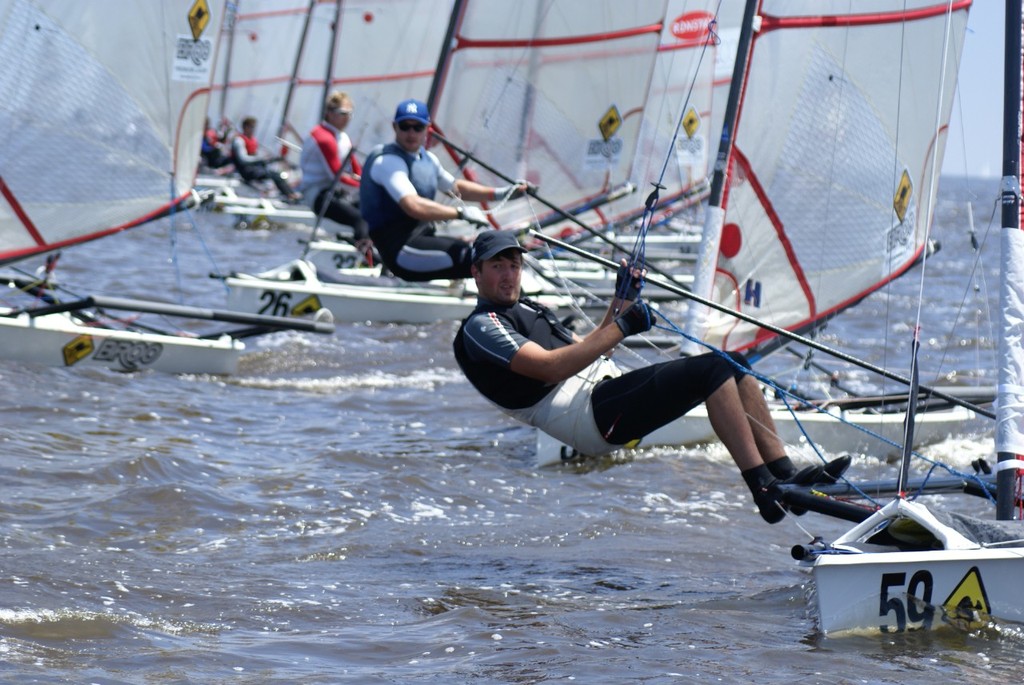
[453,298,575,409]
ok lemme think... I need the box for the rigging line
[519,192,661,367]
[907,1,963,405]
[928,191,1000,402]
[620,8,723,290]
[430,130,689,287]
[652,12,720,192]
[532,228,995,418]
[516,183,642,348]
[901,0,948,347]
[181,199,229,296]
[887,1,914,456]
[159,2,187,305]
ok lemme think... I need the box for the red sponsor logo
[671,11,713,45]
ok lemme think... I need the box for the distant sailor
[231,116,302,203]
[453,230,850,524]
[299,91,371,254]
[201,117,232,170]
[359,98,533,282]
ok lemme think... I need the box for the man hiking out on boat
[359,98,533,282]
[299,91,371,255]
[231,116,302,203]
[453,230,850,524]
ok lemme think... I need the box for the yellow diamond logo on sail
[941,566,991,630]
[291,295,323,317]
[893,169,913,223]
[63,335,94,366]
[598,105,622,142]
[682,107,701,139]
[188,0,211,40]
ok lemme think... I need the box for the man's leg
[704,378,765,472]
[704,378,786,524]
[736,375,787,465]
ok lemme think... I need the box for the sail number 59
[879,571,934,632]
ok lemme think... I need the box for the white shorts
[502,357,622,456]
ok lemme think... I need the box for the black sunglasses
[397,121,426,132]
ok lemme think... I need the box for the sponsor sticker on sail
[675,106,706,169]
[586,105,624,169]
[670,11,714,48]
[887,168,916,262]
[174,0,214,82]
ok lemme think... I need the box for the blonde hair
[324,91,352,115]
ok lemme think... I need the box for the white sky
[943,2,1005,178]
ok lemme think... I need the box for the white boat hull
[0,311,243,375]
[811,546,1024,634]
[225,265,478,325]
[224,258,577,325]
[804,500,1024,634]
[198,181,318,228]
[641,404,979,457]
[535,403,979,466]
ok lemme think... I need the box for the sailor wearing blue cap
[359,98,534,282]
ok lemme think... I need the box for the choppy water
[1,176,1022,684]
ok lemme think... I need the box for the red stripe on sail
[759,0,972,32]
[0,176,46,247]
[731,146,817,320]
[455,23,664,50]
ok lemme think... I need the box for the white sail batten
[0,0,222,266]
[690,1,970,355]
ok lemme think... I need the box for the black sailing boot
[741,464,785,524]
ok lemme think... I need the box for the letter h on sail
[744,278,761,307]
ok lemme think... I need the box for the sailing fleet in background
[0,0,335,375]
[2,0,1020,635]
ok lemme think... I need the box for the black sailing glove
[615,262,645,301]
[614,299,653,338]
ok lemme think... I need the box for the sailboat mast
[996,0,1023,520]
[426,0,467,114]
[706,1,758,209]
[322,0,344,106]
[277,0,317,155]
[682,0,760,354]
[217,0,239,122]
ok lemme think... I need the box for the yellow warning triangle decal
[291,295,323,316]
[682,107,701,139]
[942,566,991,629]
[598,105,622,142]
[892,168,913,223]
[63,335,94,366]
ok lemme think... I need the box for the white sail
[625,1,742,218]
[0,0,223,265]
[427,0,672,236]
[210,0,455,163]
[688,1,970,356]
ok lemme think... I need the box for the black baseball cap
[471,230,526,262]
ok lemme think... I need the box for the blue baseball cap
[394,98,430,125]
